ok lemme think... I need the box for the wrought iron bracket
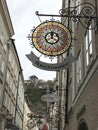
[35,2,97,30]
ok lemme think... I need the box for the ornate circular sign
[32,21,72,56]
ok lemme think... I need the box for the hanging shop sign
[41,94,60,103]
[26,51,75,71]
[41,124,48,130]
[32,21,72,56]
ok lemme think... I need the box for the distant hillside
[25,87,47,115]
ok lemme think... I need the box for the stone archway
[78,120,88,130]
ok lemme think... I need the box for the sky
[6,0,62,81]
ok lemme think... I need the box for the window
[0,32,4,43]
[4,92,11,112]
[85,25,93,66]
[76,0,81,14]
[8,97,11,111]
[4,93,7,106]
[76,51,81,84]
[78,120,88,130]
[11,80,14,94]
[8,50,12,63]
[0,82,1,97]
[6,70,10,84]
[1,60,5,73]
[3,43,7,52]
[0,53,1,72]
[65,0,68,8]
[0,53,1,64]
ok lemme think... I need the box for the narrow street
[0,0,98,130]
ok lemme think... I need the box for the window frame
[75,0,81,15]
[85,25,93,67]
[0,32,4,44]
[76,51,82,85]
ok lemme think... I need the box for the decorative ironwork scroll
[36,3,97,30]
[32,21,72,56]
[59,3,97,29]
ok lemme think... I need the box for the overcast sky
[6,0,62,81]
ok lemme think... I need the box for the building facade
[57,0,98,130]
[0,0,25,130]
[23,101,33,130]
[25,75,38,88]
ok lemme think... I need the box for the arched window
[78,119,88,130]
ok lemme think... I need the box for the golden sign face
[32,21,72,56]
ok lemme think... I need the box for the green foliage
[25,78,56,115]
[26,87,46,103]
[25,87,47,115]
[46,79,56,93]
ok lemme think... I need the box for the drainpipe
[65,0,71,124]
